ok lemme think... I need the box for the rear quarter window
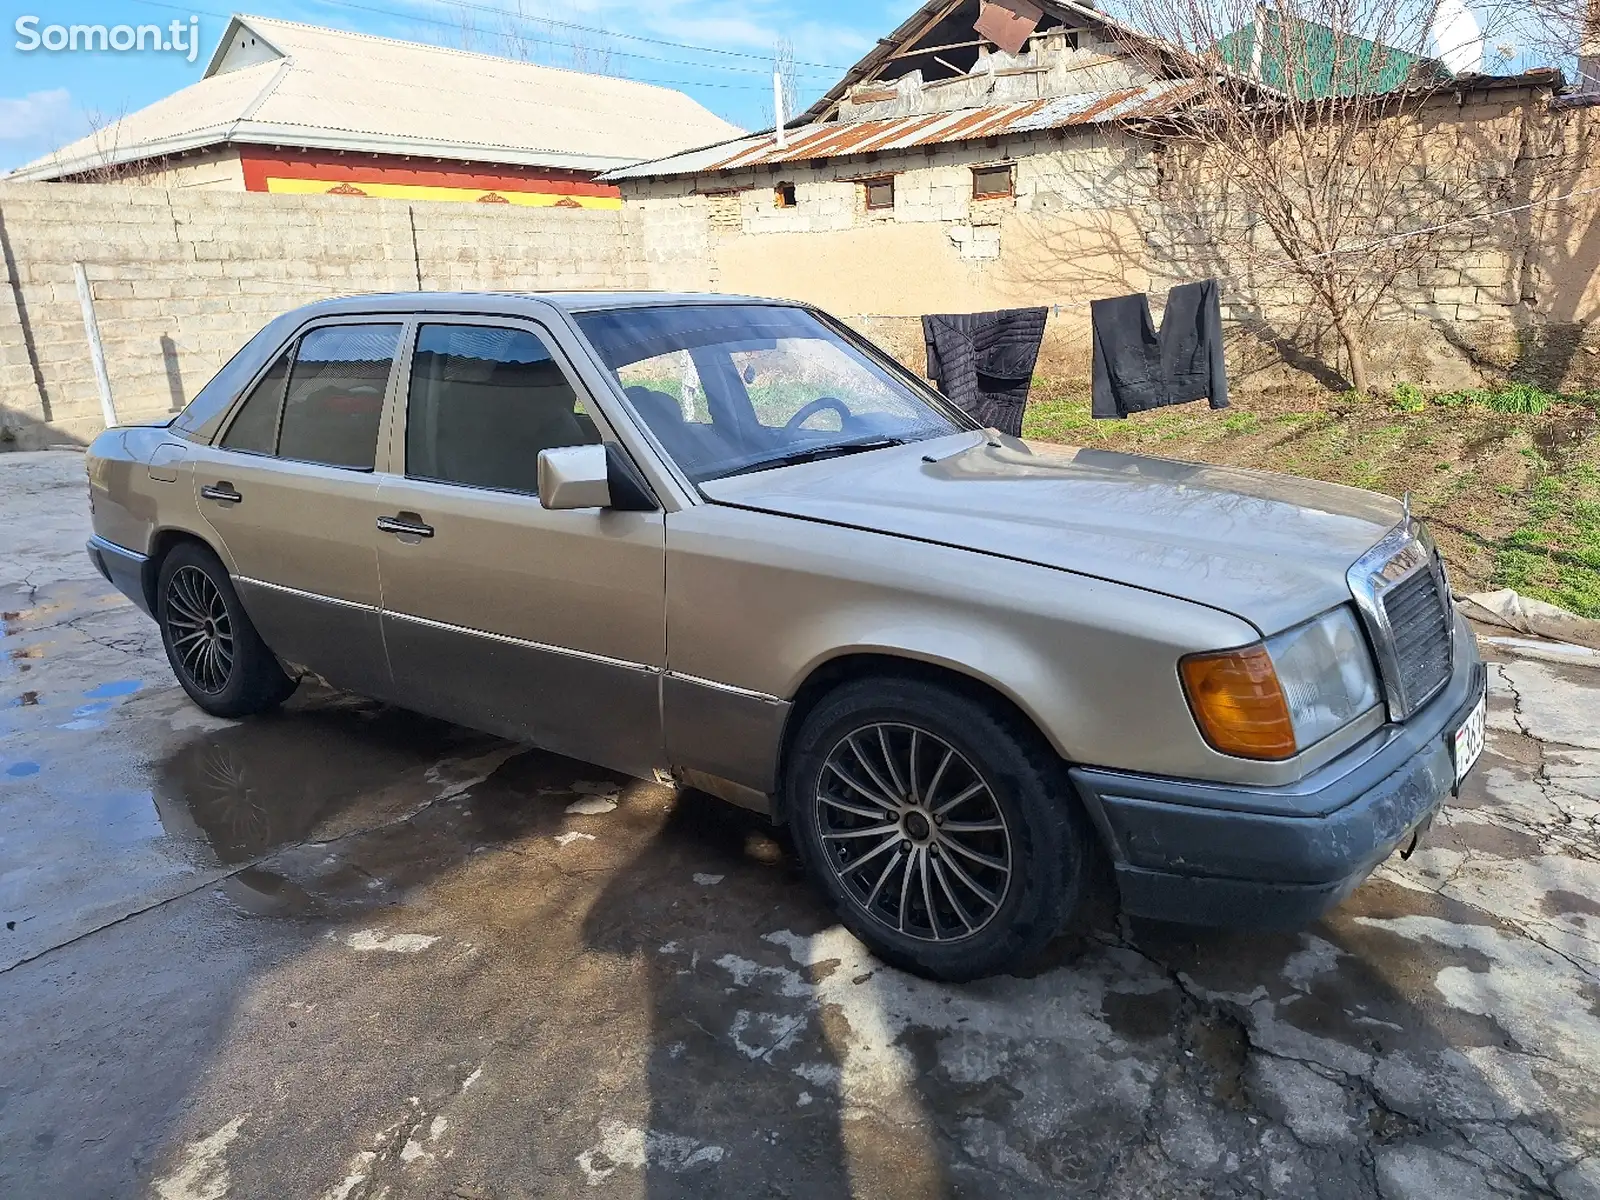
[171,312,302,443]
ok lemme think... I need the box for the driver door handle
[377,513,434,539]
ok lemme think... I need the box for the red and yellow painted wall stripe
[238,147,623,208]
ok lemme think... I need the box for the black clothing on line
[921,306,1048,438]
[1091,280,1229,420]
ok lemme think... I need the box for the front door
[374,318,666,778]
[193,320,404,700]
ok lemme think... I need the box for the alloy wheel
[165,565,234,694]
[815,722,1013,942]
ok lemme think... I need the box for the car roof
[277,290,801,320]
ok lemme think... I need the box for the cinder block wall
[6,87,1600,449]
[0,184,644,447]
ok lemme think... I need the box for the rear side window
[405,323,599,495]
[277,324,402,470]
[220,350,290,454]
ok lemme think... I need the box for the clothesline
[842,176,1600,321]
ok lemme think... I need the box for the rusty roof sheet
[601,79,1203,181]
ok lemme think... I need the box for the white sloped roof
[7,14,746,180]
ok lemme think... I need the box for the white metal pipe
[73,261,117,429]
[774,70,786,148]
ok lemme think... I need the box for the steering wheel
[784,396,851,431]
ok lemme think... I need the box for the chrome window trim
[1345,517,1453,721]
[235,575,378,613]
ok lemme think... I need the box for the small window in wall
[774,181,797,208]
[972,164,1015,200]
[863,177,894,211]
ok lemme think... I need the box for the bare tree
[444,0,611,74]
[771,37,799,129]
[56,105,172,185]
[1109,0,1560,391]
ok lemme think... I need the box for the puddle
[84,680,143,700]
[6,761,40,777]
[148,700,482,865]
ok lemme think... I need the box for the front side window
[405,323,600,495]
[221,349,290,454]
[575,304,968,484]
[277,324,401,470]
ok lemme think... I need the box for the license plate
[1452,684,1487,784]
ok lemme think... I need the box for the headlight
[1181,606,1381,760]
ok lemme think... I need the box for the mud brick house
[605,0,1589,390]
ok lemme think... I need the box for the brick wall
[0,183,644,447]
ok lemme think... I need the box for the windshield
[573,304,970,483]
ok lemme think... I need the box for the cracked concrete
[3,449,1599,1198]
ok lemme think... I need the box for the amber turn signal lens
[1180,645,1298,760]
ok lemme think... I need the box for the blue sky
[0,0,901,171]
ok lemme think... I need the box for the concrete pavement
[2,449,1598,1199]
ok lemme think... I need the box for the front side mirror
[538,444,611,510]
[538,444,657,511]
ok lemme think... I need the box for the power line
[116,0,835,93]
[427,0,854,70]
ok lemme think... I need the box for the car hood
[698,433,1403,635]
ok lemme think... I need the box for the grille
[1381,566,1452,712]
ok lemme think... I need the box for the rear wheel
[786,676,1088,982]
[157,542,297,718]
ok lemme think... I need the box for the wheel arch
[142,527,226,614]
[773,649,1066,823]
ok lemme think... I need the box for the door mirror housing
[538,444,657,511]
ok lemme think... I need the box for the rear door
[373,316,667,778]
[192,319,404,699]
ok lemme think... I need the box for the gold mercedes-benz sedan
[84,292,1486,980]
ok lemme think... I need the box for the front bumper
[1070,623,1484,929]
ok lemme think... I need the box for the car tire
[156,541,298,718]
[785,675,1089,982]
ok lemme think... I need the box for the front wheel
[786,676,1089,982]
[157,542,297,718]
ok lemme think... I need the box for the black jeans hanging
[1091,280,1228,419]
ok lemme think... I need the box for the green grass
[1396,379,1600,415]
[1021,388,1600,619]
[1222,411,1260,435]
[1493,465,1600,617]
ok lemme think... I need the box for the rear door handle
[200,483,242,504]
[377,514,434,539]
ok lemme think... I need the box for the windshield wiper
[716,436,906,479]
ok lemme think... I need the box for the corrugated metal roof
[7,14,745,182]
[603,79,1202,181]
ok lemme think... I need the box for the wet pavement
[3,447,1599,1199]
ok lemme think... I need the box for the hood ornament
[1401,490,1412,530]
